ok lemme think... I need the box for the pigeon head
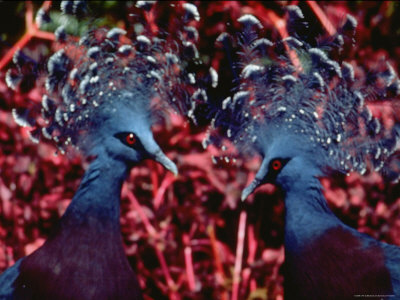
[84,93,177,174]
[207,6,400,200]
[9,0,204,175]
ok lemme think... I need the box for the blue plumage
[1,1,201,299]
[210,5,400,299]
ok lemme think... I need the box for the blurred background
[0,1,399,299]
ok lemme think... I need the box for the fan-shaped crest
[208,5,400,181]
[9,1,202,155]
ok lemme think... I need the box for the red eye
[271,159,282,171]
[126,133,136,145]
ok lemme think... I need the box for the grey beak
[241,178,262,201]
[141,134,178,176]
[241,156,269,201]
[153,149,178,176]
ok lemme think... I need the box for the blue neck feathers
[62,153,130,227]
[13,153,143,300]
[283,175,338,250]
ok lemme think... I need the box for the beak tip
[241,178,261,202]
[164,161,178,177]
[153,150,178,177]
[171,166,178,177]
[241,188,251,202]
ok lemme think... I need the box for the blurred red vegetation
[0,1,399,299]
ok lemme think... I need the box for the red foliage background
[0,1,399,300]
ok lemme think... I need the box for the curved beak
[241,178,262,201]
[153,148,178,176]
[141,133,178,176]
[241,156,269,201]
